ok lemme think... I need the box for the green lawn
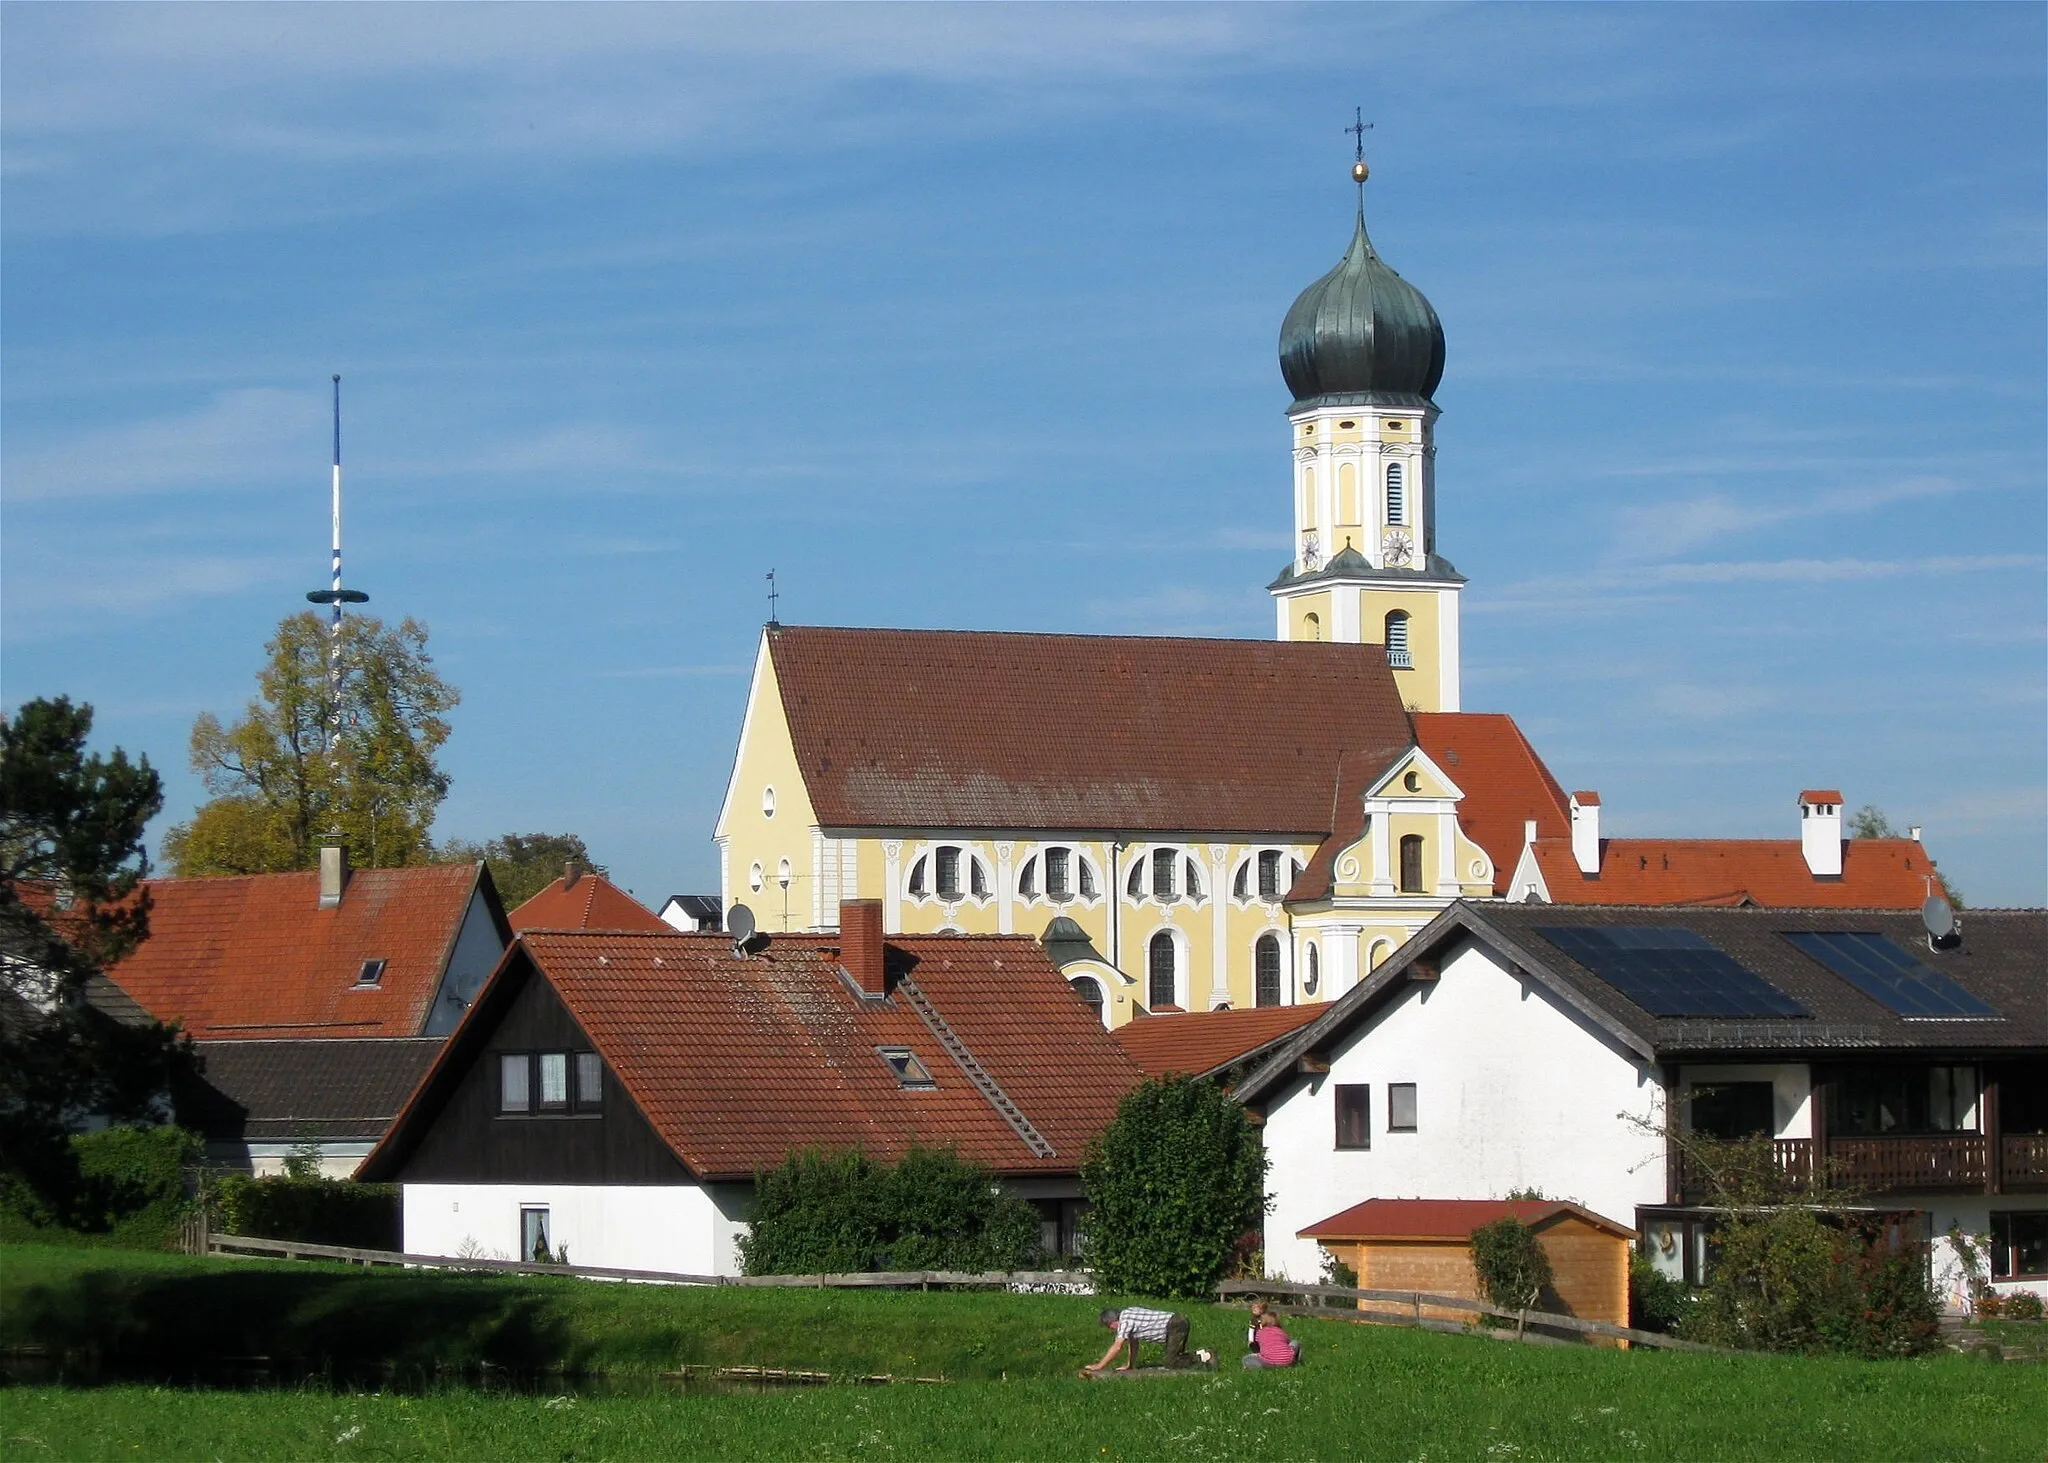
[4,1244,2044,1460]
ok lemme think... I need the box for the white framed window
[1385,610,1412,669]
[1386,461,1406,525]
[1131,847,1203,905]
[1147,931,1179,1010]
[761,786,776,819]
[1254,934,1283,1007]
[776,857,792,889]
[748,861,765,892]
[907,845,992,903]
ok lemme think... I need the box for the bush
[1469,1218,1554,1313]
[1318,1250,1358,1309]
[1685,1207,1939,1357]
[0,1125,198,1249]
[1080,1074,1268,1300]
[740,1146,1041,1276]
[1999,1290,2042,1322]
[212,1172,399,1251]
[1629,1248,1692,1333]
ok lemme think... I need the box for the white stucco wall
[1919,1195,2048,1310]
[403,1182,752,1276]
[1262,937,1665,1282]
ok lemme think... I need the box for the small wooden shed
[1298,1198,1636,1333]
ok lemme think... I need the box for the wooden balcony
[1671,1133,2038,1200]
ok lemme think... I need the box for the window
[1018,857,1038,900]
[936,846,961,899]
[1386,461,1406,525]
[1399,834,1425,893]
[575,1052,604,1112]
[1388,1083,1418,1132]
[1258,850,1283,899]
[521,1206,553,1264]
[1304,944,1320,996]
[1184,857,1204,902]
[1127,861,1145,899]
[1402,770,1421,793]
[878,1047,935,1088]
[1990,1212,2048,1278]
[762,786,776,819]
[1254,934,1282,1007]
[1070,975,1104,1022]
[907,856,928,897]
[1304,611,1321,642]
[1148,933,1176,1010]
[354,959,386,988]
[1151,849,1176,901]
[499,1053,530,1114]
[1046,846,1070,900]
[1078,857,1098,899]
[538,1051,569,1111]
[776,857,792,889]
[970,857,989,899]
[1385,611,1412,669]
[1831,1065,1979,1136]
[1335,1085,1370,1149]
[1690,1081,1774,1140]
[749,862,765,892]
[1234,862,1250,899]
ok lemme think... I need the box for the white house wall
[1262,938,1664,1282]
[1924,1196,2048,1308]
[403,1182,752,1276]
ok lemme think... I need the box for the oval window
[1338,420,1356,429]
[762,786,776,819]
[1403,770,1421,793]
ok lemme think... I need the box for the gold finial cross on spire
[1347,108,1373,186]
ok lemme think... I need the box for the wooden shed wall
[1315,1216,1630,1334]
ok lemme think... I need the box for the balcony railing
[1672,1133,2025,1200]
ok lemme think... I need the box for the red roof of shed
[1299,1198,1636,1242]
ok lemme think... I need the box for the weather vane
[766,568,780,627]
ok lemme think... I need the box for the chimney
[1799,790,1844,877]
[1523,819,1538,847]
[563,859,582,890]
[1908,826,1922,843]
[1569,791,1602,875]
[318,839,350,909]
[839,899,886,997]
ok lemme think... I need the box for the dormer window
[878,1047,935,1089]
[354,959,387,988]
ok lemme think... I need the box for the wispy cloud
[1474,553,2045,617]
[1608,476,1963,560]
[4,388,324,501]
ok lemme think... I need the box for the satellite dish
[726,902,757,944]
[1922,894,1959,950]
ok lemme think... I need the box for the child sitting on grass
[1242,1301,1300,1369]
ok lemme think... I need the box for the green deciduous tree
[437,832,606,910]
[162,612,459,874]
[1080,1074,1268,1299]
[0,698,191,1211]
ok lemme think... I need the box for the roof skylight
[878,1047,935,1089]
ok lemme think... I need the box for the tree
[1080,1074,1268,1299]
[163,612,459,874]
[1848,804,1897,839]
[1469,1217,1556,1329]
[437,832,606,910]
[0,698,190,1207]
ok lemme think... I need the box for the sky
[3,3,2043,908]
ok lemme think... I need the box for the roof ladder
[894,975,1056,1159]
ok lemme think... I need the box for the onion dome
[1279,195,1445,411]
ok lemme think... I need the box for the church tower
[1270,147,1462,713]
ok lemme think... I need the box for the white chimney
[1569,791,1602,875]
[1908,826,1922,843]
[319,840,350,909]
[1799,790,1843,877]
[1523,819,1539,847]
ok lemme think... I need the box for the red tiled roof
[1801,789,1843,804]
[105,865,483,1039]
[1528,837,1942,908]
[768,626,1413,835]
[1299,1197,1635,1241]
[1113,1004,1324,1078]
[1414,713,1571,894]
[377,929,1146,1180]
[510,872,667,933]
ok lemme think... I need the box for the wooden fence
[1216,1277,1721,1353]
[203,1233,1091,1292]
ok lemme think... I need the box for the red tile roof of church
[510,872,667,933]
[1526,837,1941,908]
[104,864,486,1039]
[767,626,1413,835]
[1412,712,1571,893]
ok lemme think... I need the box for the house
[359,900,1144,1274]
[510,864,667,933]
[1229,902,2047,1306]
[91,847,512,1173]
[1113,1004,1324,1081]
[1298,1197,1635,1333]
[657,894,723,932]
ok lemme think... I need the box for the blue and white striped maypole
[306,373,368,755]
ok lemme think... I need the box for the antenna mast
[305,374,369,753]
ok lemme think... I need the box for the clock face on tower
[1381,528,1415,567]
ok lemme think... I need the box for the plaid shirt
[1116,1306,1175,1343]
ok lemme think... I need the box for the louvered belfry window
[1386,461,1406,524]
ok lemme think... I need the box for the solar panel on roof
[1536,926,1811,1019]
[1782,931,1999,1020]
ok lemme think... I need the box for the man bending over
[1082,1306,1193,1375]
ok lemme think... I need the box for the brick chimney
[318,839,350,909]
[1799,790,1843,877]
[839,899,886,997]
[1569,791,1602,875]
[563,859,582,890]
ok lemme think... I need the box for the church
[713,158,1939,1028]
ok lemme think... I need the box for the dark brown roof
[1113,1004,1324,1079]
[768,626,1413,835]
[367,929,1146,1182]
[175,1038,442,1144]
[103,865,490,1039]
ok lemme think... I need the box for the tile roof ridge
[774,623,1338,649]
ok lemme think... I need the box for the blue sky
[4,3,2043,907]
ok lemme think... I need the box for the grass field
[5,1245,2045,1460]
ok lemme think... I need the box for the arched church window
[1385,611,1412,669]
[1070,975,1105,1023]
[1046,846,1071,901]
[1148,933,1177,1010]
[1018,856,1038,900]
[1305,944,1321,996]
[1183,857,1204,902]
[1399,835,1426,894]
[935,847,961,899]
[1386,461,1406,525]
[1254,934,1282,1008]
[1127,860,1146,900]
[1151,849,1177,901]
[970,856,989,899]
[1258,849,1283,899]
[1078,856,1099,899]
[1233,861,1251,900]
[1304,611,1321,642]
[907,856,928,897]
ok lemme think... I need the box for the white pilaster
[996,841,1015,935]
[882,840,903,935]
[1208,843,1231,1008]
